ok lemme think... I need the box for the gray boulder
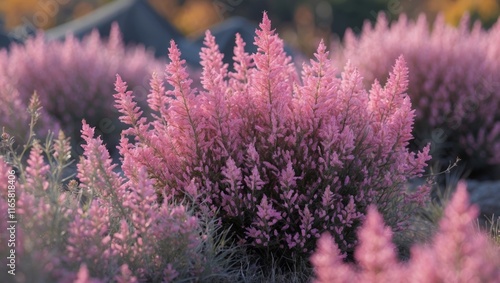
[466,179,500,226]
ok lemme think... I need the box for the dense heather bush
[0,24,162,150]
[115,13,430,264]
[311,182,500,283]
[0,111,234,281]
[333,13,500,176]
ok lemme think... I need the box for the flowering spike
[147,71,166,114]
[53,130,71,163]
[74,264,97,283]
[377,55,410,121]
[230,33,254,86]
[165,40,194,96]
[310,233,354,283]
[164,40,202,160]
[388,55,409,95]
[77,120,123,203]
[114,74,145,129]
[108,22,124,51]
[252,12,296,138]
[25,140,50,192]
[200,30,228,93]
[355,206,400,282]
[298,39,339,128]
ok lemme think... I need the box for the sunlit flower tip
[1,131,9,141]
[27,91,42,118]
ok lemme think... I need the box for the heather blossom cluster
[115,13,430,262]
[0,24,162,150]
[311,182,500,283]
[66,122,205,282]
[0,108,228,281]
[333,13,500,176]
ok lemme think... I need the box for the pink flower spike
[24,141,50,192]
[113,74,146,130]
[355,206,401,282]
[74,264,102,283]
[311,233,354,283]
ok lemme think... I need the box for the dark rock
[466,179,500,225]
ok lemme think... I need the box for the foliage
[311,182,500,283]
[114,13,430,267]
[0,95,239,282]
[333,13,500,179]
[0,24,161,153]
[3,8,500,282]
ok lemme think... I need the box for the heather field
[1,10,500,283]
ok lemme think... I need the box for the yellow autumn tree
[148,0,220,37]
[0,0,113,30]
[0,0,55,29]
[426,0,500,26]
[1,0,220,37]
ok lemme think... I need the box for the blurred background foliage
[0,0,499,55]
[425,0,500,27]
[0,0,114,30]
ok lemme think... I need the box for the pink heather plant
[0,109,234,281]
[333,13,500,177]
[311,182,500,283]
[68,121,205,281]
[0,24,162,151]
[0,128,78,281]
[114,13,430,264]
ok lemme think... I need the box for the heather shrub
[0,24,162,153]
[115,13,430,266]
[0,101,239,282]
[311,182,500,283]
[332,13,500,178]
